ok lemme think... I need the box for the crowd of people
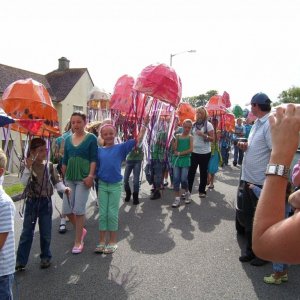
[1,93,300,298]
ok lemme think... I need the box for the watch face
[269,165,276,173]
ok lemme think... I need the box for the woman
[188,107,214,198]
[62,111,98,254]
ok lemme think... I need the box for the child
[124,142,144,205]
[207,118,222,189]
[249,182,291,284]
[16,138,70,270]
[0,149,15,299]
[62,111,98,254]
[95,117,149,254]
[54,121,72,233]
[172,119,193,207]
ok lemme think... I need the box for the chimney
[58,57,70,71]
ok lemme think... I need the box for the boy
[0,149,15,299]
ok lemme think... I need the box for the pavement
[10,163,300,300]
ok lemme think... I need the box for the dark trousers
[243,183,262,256]
[16,197,52,265]
[188,152,211,194]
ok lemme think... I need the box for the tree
[276,86,300,105]
[183,90,218,107]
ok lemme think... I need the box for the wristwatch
[265,164,290,179]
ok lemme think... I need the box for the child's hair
[182,119,193,126]
[71,111,87,123]
[27,138,46,157]
[0,148,7,169]
[99,124,116,135]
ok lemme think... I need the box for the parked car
[235,148,300,235]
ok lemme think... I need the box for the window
[73,105,83,112]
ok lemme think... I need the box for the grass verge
[4,183,24,197]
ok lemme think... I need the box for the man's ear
[0,167,4,177]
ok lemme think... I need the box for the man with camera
[238,92,272,266]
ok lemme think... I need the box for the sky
[1,0,300,107]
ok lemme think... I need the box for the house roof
[0,64,55,99]
[0,63,92,103]
[45,68,89,102]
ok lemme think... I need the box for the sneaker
[264,273,288,285]
[172,197,180,208]
[180,192,187,200]
[150,190,161,200]
[59,223,67,234]
[185,192,192,204]
[163,181,169,187]
[199,193,206,198]
[15,264,26,271]
[40,259,51,269]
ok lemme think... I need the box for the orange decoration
[176,102,195,124]
[0,78,60,136]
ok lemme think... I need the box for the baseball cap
[247,93,272,105]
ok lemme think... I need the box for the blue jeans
[0,274,14,300]
[151,159,165,189]
[221,146,229,165]
[233,145,244,164]
[124,160,142,193]
[173,166,189,192]
[16,197,52,265]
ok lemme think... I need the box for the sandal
[59,223,67,234]
[94,244,106,254]
[104,244,118,254]
[72,243,84,254]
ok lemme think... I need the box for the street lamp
[170,49,196,66]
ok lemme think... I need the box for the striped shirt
[241,113,272,185]
[0,187,16,276]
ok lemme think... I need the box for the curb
[11,193,24,202]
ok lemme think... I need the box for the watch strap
[265,163,290,179]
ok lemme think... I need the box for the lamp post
[170,49,196,66]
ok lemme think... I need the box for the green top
[63,133,98,181]
[151,131,167,161]
[173,135,191,168]
[126,146,144,161]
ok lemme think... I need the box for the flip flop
[104,244,118,254]
[94,244,106,254]
[72,243,84,254]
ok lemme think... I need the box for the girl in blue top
[95,117,149,254]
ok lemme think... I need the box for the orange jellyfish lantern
[133,63,182,107]
[176,103,195,125]
[0,78,60,137]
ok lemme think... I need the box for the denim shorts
[62,180,90,215]
[0,273,14,299]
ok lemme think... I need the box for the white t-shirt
[0,187,16,276]
[192,121,214,154]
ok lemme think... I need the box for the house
[0,57,94,172]
[0,57,94,132]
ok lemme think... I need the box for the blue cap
[250,93,271,105]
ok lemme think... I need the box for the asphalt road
[12,164,300,300]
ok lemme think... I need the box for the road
[12,165,300,300]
